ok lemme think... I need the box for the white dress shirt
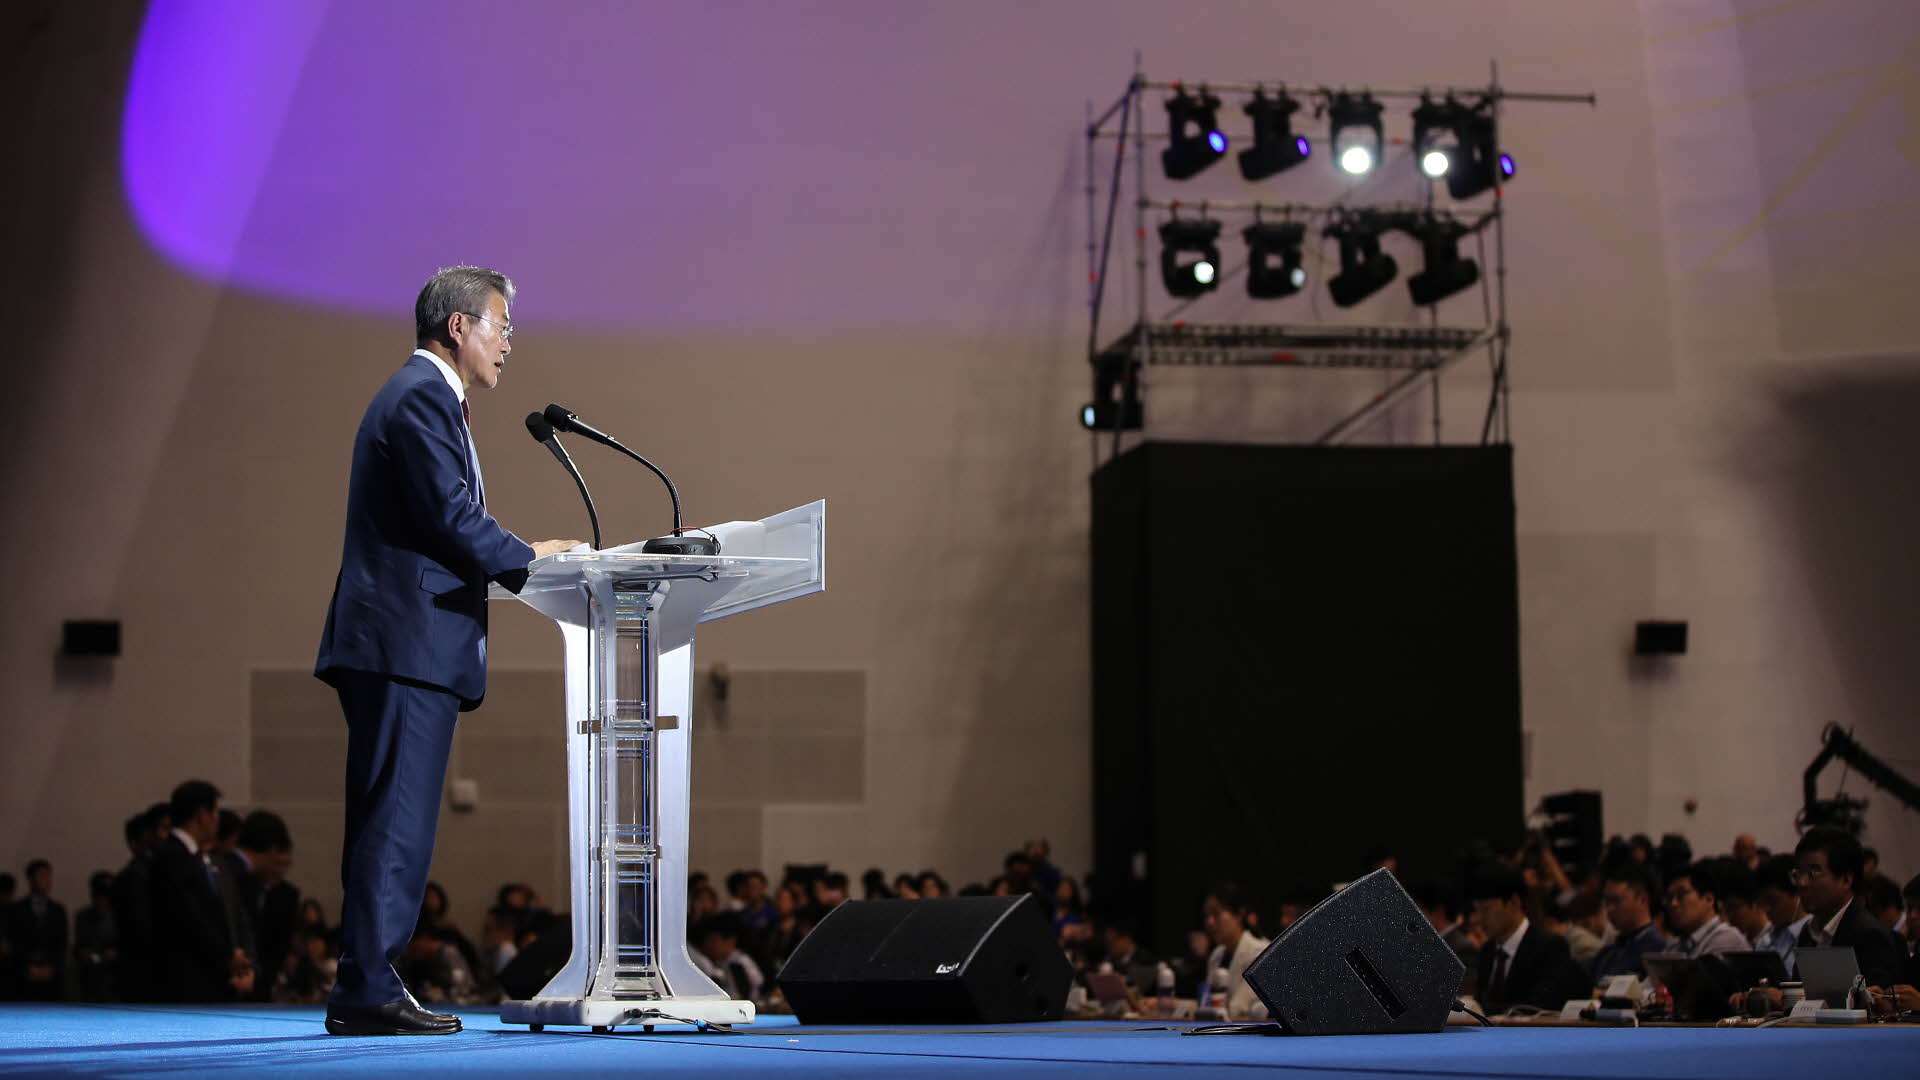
[1668,915,1749,959]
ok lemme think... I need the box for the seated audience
[1407,877,1479,974]
[758,881,812,976]
[1101,918,1159,994]
[1794,827,1903,989]
[480,905,523,977]
[1198,882,1269,1021]
[726,870,777,930]
[1053,877,1089,942]
[891,874,920,899]
[1663,858,1750,959]
[691,912,766,1004]
[276,929,337,1004]
[1863,874,1905,932]
[1469,865,1590,1012]
[1558,892,1606,971]
[1732,834,1761,871]
[1717,861,1773,951]
[916,870,951,899]
[1592,863,1668,980]
[1752,854,1808,965]
[418,881,482,981]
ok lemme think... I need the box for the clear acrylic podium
[493,501,825,1031]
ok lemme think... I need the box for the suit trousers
[330,670,459,1008]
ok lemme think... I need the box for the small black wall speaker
[1243,868,1464,1035]
[778,894,1073,1024]
[62,620,121,657]
[1634,620,1688,655]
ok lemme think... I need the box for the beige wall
[4,1,1918,935]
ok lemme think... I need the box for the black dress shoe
[326,1000,463,1036]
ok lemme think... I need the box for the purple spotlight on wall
[1296,137,1311,158]
[1207,131,1227,153]
[1499,153,1517,178]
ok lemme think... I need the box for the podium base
[501,996,756,1031]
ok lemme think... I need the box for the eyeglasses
[1789,865,1829,885]
[462,311,514,341]
[1664,885,1696,903]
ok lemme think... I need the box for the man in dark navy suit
[316,266,578,1036]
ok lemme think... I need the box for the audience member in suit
[1199,882,1271,1021]
[1408,878,1480,983]
[110,806,166,1002]
[235,811,300,1001]
[73,871,118,1001]
[1469,865,1591,1013]
[7,860,67,1000]
[1591,862,1668,980]
[150,780,254,1002]
[1663,858,1751,959]
[1792,828,1903,989]
[1889,874,1920,1013]
[209,811,258,986]
[1101,918,1160,995]
[1863,873,1905,932]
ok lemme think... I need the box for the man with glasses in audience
[1662,859,1748,960]
[1592,863,1667,980]
[1790,828,1902,989]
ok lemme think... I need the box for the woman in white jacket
[1202,883,1271,1021]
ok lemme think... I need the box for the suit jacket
[110,852,157,1001]
[6,895,68,999]
[1796,898,1905,989]
[148,836,237,1002]
[315,353,535,708]
[1476,924,1591,1013]
[252,880,300,1001]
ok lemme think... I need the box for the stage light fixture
[1083,358,1143,430]
[1442,100,1515,199]
[1403,214,1481,306]
[1324,213,1398,307]
[1243,221,1308,299]
[1238,89,1311,181]
[1162,88,1228,180]
[1411,94,1461,178]
[1327,91,1384,176]
[1158,217,1222,298]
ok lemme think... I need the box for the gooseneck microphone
[541,403,720,556]
[525,412,603,551]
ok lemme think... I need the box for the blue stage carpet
[3,1005,1918,1079]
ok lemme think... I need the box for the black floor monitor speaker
[1243,869,1465,1035]
[778,894,1073,1024]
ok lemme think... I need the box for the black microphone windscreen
[543,403,576,431]
[525,412,554,441]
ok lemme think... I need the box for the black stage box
[778,894,1072,1024]
[1091,443,1523,952]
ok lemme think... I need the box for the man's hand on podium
[531,539,588,559]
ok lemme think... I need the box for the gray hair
[414,265,515,346]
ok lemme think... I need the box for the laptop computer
[1795,946,1862,1008]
